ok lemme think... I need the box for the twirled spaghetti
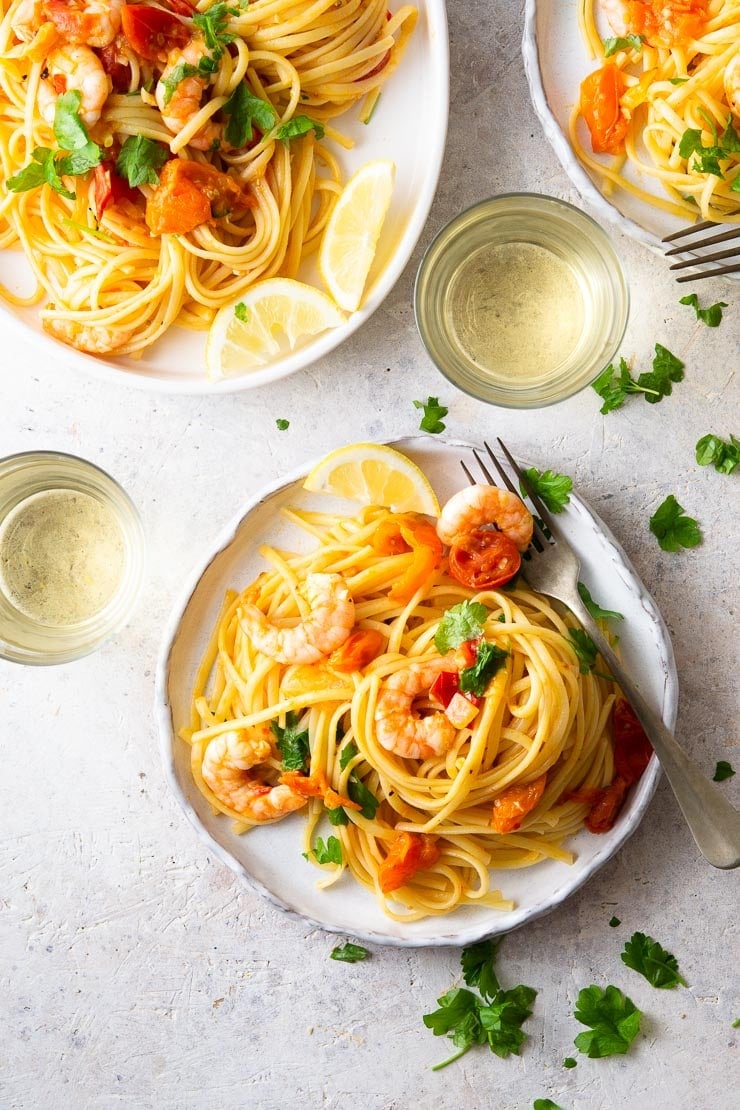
[0,0,416,356]
[572,0,740,223]
[180,496,637,923]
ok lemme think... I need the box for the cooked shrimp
[436,484,533,552]
[37,43,111,128]
[725,53,740,120]
[12,0,123,47]
[156,38,220,151]
[42,316,133,354]
[599,0,628,36]
[375,658,459,760]
[239,572,355,665]
[201,724,308,822]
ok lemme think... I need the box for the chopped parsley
[115,135,168,188]
[695,433,740,475]
[274,115,325,141]
[649,495,701,552]
[678,115,740,187]
[7,91,103,198]
[609,916,621,928]
[311,835,342,866]
[573,984,642,1057]
[222,82,276,147]
[533,1101,566,1110]
[339,740,359,771]
[520,466,572,513]
[330,942,370,962]
[347,774,379,820]
[679,292,728,327]
[275,418,289,430]
[563,1057,577,1068]
[459,641,509,697]
[591,344,684,413]
[234,302,249,322]
[620,932,686,989]
[713,760,735,782]
[604,33,644,56]
[577,582,623,623]
[413,395,448,434]
[434,600,488,653]
[270,710,309,771]
[567,628,609,678]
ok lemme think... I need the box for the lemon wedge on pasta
[206,278,346,379]
[318,159,395,312]
[303,442,440,516]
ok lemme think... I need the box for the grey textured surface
[1,2,739,1108]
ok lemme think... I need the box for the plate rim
[154,436,678,947]
[2,0,450,395]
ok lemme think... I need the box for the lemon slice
[206,278,346,379]
[318,159,395,312]
[303,442,440,516]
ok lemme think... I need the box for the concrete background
[1,2,738,1107]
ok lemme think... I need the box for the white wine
[0,488,126,625]
[444,240,586,384]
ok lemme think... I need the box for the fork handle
[569,595,740,870]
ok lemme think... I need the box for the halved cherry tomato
[491,773,547,833]
[120,4,190,63]
[612,698,653,785]
[92,163,140,219]
[378,831,440,893]
[329,629,385,673]
[279,770,361,812]
[448,529,521,590]
[580,62,630,155]
[372,513,443,604]
[621,0,708,46]
[567,777,629,834]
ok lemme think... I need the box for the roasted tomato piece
[491,773,547,833]
[92,162,140,219]
[372,513,443,604]
[329,629,385,672]
[448,528,521,590]
[120,4,190,63]
[378,831,441,893]
[580,62,630,154]
[145,159,247,235]
[612,698,653,785]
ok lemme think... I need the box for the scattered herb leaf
[533,1101,566,1110]
[578,582,623,622]
[563,1057,577,1068]
[679,292,728,327]
[520,467,572,513]
[604,33,644,56]
[635,343,684,404]
[460,641,509,697]
[621,932,686,989]
[347,774,379,820]
[275,418,289,430]
[695,433,740,475]
[270,710,309,771]
[567,629,600,675]
[313,835,342,865]
[330,942,369,962]
[339,740,359,771]
[275,115,325,141]
[222,82,276,147]
[713,760,735,782]
[115,135,168,187]
[461,939,501,1001]
[413,395,448,434]
[573,984,642,1057]
[649,495,701,552]
[434,600,488,653]
[609,916,621,928]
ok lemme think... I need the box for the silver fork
[463,439,740,870]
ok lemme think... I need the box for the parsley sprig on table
[679,292,728,327]
[620,932,686,989]
[713,760,735,782]
[592,345,684,413]
[573,984,642,1057]
[649,495,701,552]
[423,940,537,1070]
[330,942,370,962]
[413,396,448,434]
[695,433,739,475]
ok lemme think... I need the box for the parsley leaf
[413,395,448,434]
[274,115,325,141]
[678,115,740,177]
[7,91,102,197]
[621,932,686,989]
[695,433,740,475]
[6,147,74,199]
[161,62,202,106]
[312,835,342,865]
[577,582,623,623]
[604,33,644,56]
[533,1101,566,1110]
[573,984,641,1057]
[115,135,168,188]
[222,82,276,147]
[270,710,309,771]
[234,302,249,322]
[649,495,702,552]
[330,942,369,962]
[424,988,486,1069]
[459,641,509,697]
[563,1057,577,1068]
[192,1,240,56]
[635,343,684,404]
[520,466,572,513]
[479,984,538,1058]
[609,916,621,928]
[567,629,600,675]
[339,740,359,771]
[679,292,728,327]
[347,774,379,819]
[275,418,289,430]
[461,939,501,1001]
[326,805,349,825]
[713,760,735,782]
[434,600,488,653]
[591,357,643,413]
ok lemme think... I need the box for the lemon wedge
[206,278,346,379]
[303,442,440,516]
[318,159,395,313]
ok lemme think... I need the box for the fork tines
[661,219,740,282]
[462,440,554,551]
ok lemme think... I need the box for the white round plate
[155,437,678,947]
[522,0,738,257]
[0,3,448,394]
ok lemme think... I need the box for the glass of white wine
[0,452,145,664]
[414,193,629,408]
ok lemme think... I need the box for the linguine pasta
[181,502,624,923]
[0,0,416,357]
[572,0,740,223]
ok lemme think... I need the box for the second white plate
[155,437,677,947]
